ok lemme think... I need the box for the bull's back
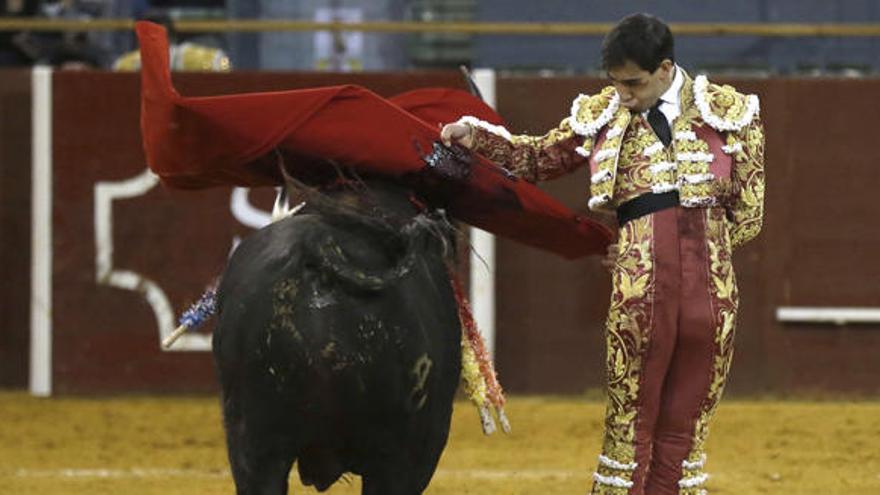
[214,210,461,463]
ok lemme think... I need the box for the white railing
[776,307,880,325]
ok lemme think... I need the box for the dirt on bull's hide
[1,392,879,494]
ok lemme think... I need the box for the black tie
[647,101,672,147]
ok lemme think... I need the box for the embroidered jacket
[458,71,765,249]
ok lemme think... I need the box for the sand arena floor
[1,392,878,494]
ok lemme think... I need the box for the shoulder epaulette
[693,75,760,132]
[568,86,621,137]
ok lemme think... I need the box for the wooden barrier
[1,69,879,395]
[6,69,470,394]
[0,70,32,388]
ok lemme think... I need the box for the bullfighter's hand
[440,123,474,149]
[600,242,619,271]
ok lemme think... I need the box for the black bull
[213,179,464,494]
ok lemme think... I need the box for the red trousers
[591,207,738,495]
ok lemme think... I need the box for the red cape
[136,21,612,259]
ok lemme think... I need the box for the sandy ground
[1,392,879,494]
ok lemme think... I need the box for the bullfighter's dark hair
[601,13,675,73]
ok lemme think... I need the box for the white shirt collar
[658,64,683,108]
[640,65,684,125]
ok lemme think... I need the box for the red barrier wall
[26,70,471,394]
[1,70,879,396]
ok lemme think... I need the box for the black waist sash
[616,191,680,226]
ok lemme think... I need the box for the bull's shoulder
[692,75,760,132]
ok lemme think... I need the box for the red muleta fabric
[136,21,612,259]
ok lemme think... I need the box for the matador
[442,13,765,495]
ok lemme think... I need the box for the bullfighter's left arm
[727,115,765,249]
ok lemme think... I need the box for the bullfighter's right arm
[454,87,619,183]
[455,116,587,183]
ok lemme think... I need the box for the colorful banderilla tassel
[447,265,510,435]
[162,283,218,349]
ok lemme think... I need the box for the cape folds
[136,21,612,259]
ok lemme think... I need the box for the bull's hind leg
[231,454,293,495]
[223,393,297,495]
[361,457,425,495]
[362,472,418,495]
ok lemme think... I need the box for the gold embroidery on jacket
[466,74,763,238]
[615,120,657,202]
[588,110,632,210]
[469,116,584,183]
[727,117,765,248]
[693,76,760,132]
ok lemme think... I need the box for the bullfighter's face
[607,58,675,113]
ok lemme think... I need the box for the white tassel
[598,455,638,471]
[678,473,709,488]
[649,161,677,174]
[722,142,743,154]
[679,173,715,185]
[682,454,707,470]
[588,194,611,210]
[676,151,715,163]
[606,126,623,139]
[675,130,697,141]
[652,183,679,194]
[590,168,612,185]
[593,148,618,163]
[592,472,634,488]
[643,142,665,157]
